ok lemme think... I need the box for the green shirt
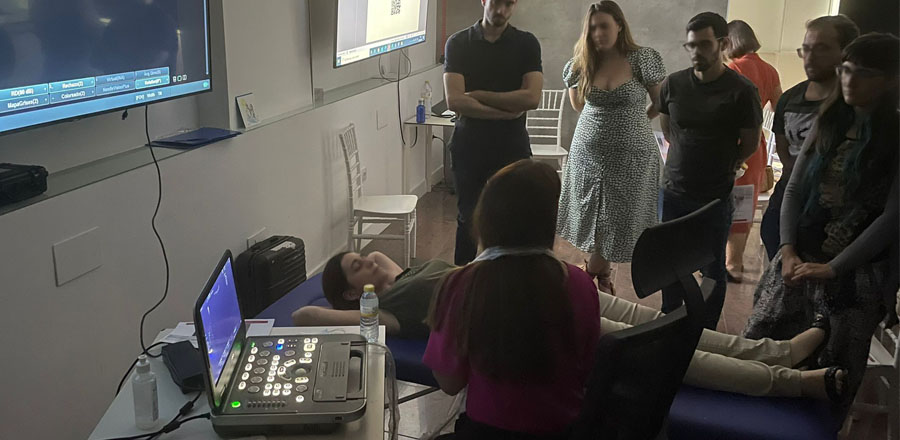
[380,260,456,339]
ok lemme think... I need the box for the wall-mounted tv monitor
[0,0,212,136]
[335,0,428,68]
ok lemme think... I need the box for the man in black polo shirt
[659,12,762,329]
[443,0,543,265]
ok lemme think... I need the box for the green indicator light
[231,401,241,408]
[251,342,256,347]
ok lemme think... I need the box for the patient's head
[322,252,386,310]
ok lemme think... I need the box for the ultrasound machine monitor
[194,251,368,437]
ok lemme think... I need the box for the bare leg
[725,231,749,281]
[789,327,827,367]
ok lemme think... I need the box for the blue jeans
[660,189,734,330]
[760,178,787,261]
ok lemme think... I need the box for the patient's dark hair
[427,160,575,382]
[322,252,357,310]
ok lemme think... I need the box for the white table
[404,114,456,193]
[89,326,385,440]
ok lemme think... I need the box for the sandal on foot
[824,366,848,404]
[811,313,830,331]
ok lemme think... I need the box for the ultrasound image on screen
[0,0,211,134]
[199,259,243,386]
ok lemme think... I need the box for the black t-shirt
[660,67,762,202]
[444,21,542,160]
[773,80,821,158]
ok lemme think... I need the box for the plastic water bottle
[423,81,433,114]
[360,284,379,343]
[133,355,159,430]
[416,98,426,123]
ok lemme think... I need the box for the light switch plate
[376,108,389,130]
[53,227,102,286]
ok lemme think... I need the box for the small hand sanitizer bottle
[133,355,159,430]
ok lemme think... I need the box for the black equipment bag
[0,163,48,208]
[234,236,307,318]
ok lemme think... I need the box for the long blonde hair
[572,1,640,103]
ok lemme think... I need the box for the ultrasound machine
[194,250,368,437]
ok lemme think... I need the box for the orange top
[728,53,781,109]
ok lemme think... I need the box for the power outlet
[361,167,368,183]
[247,227,267,250]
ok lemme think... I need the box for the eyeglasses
[683,38,724,52]
[796,46,837,58]
[835,65,886,79]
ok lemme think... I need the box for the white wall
[0,1,442,438]
[221,0,314,129]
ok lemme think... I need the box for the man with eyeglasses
[658,12,762,330]
[760,15,860,260]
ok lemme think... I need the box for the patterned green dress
[557,47,667,262]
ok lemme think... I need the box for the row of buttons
[236,375,310,391]
[237,382,309,394]
[261,337,313,347]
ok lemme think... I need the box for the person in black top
[760,15,860,260]
[659,12,762,329]
[443,0,543,265]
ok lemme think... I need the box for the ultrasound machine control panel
[223,334,367,414]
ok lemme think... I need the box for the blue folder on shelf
[151,127,241,149]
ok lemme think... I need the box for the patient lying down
[293,251,843,400]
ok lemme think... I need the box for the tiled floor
[365,190,888,439]
[383,381,461,439]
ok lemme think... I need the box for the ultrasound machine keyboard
[226,336,320,413]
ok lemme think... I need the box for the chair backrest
[338,124,363,206]
[571,200,721,440]
[632,200,719,316]
[872,317,900,371]
[526,89,567,148]
[763,127,777,166]
[762,107,778,166]
[762,107,775,132]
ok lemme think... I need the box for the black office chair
[571,199,722,440]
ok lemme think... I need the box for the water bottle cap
[136,354,150,374]
[363,284,375,293]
